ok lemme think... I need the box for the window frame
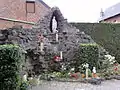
[26,1,35,13]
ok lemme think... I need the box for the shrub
[72,43,99,72]
[20,81,29,90]
[71,23,120,63]
[0,44,25,90]
[99,54,116,71]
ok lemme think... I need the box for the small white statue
[92,67,97,78]
[92,67,96,73]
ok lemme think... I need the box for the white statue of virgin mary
[52,16,57,33]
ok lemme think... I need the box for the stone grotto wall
[0,7,95,75]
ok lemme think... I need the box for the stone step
[49,41,59,44]
[0,36,6,41]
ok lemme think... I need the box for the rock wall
[0,7,95,75]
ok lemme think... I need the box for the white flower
[68,72,71,75]
[63,67,66,70]
[111,56,115,60]
[23,74,27,82]
[104,54,116,64]
[82,63,89,68]
[105,55,112,59]
[61,65,66,70]
[29,77,33,80]
[70,68,75,71]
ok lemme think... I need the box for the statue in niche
[52,16,58,42]
[52,16,57,33]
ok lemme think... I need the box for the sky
[43,0,120,22]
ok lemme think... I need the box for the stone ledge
[105,75,120,80]
[41,78,103,85]
[49,41,59,44]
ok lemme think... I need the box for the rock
[87,78,101,85]
[114,75,120,80]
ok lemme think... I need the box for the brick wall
[104,14,120,23]
[0,0,50,29]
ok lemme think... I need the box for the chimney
[100,8,104,17]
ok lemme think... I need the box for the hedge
[0,45,25,90]
[72,43,99,72]
[71,23,120,63]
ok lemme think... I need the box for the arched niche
[50,8,64,33]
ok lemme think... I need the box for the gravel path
[31,79,120,90]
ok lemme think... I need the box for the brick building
[99,2,120,23]
[0,0,50,29]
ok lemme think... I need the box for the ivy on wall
[0,45,25,90]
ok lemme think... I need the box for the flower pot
[81,74,85,78]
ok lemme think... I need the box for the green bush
[20,81,29,90]
[0,44,25,90]
[73,43,99,72]
[71,23,120,63]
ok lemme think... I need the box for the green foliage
[72,43,99,72]
[71,23,120,63]
[88,69,92,77]
[51,72,69,78]
[0,44,25,90]
[20,81,29,90]
[40,71,70,80]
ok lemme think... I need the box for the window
[114,20,116,22]
[26,0,35,13]
[114,20,118,23]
